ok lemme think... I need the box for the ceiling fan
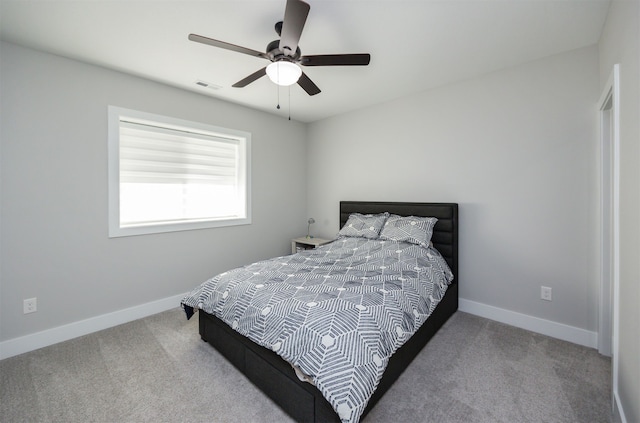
[189,0,371,96]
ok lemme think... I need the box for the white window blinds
[119,120,239,185]
[108,106,251,237]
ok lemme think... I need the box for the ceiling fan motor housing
[267,39,301,61]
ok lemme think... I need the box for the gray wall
[0,42,308,341]
[307,46,600,332]
[598,0,640,421]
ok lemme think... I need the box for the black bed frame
[198,201,459,422]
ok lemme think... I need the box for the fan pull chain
[276,65,281,109]
[288,86,291,121]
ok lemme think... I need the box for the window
[108,106,251,237]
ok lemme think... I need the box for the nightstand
[291,237,332,254]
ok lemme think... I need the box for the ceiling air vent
[195,80,222,90]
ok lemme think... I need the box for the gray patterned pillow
[337,212,389,239]
[379,214,438,247]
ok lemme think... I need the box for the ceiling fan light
[266,61,302,86]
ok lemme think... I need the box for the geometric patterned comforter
[181,237,453,423]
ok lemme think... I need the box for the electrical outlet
[23,298,37,314]
[540,286,552,301]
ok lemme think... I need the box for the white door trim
[597,64,621,418]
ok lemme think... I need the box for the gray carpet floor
[0,309,612,423]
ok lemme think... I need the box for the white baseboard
[0,293,187,360]
[0,295,600,360]
[458,298,598,349]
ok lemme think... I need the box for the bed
[182,201,458,422]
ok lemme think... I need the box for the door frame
[597,64,620,413]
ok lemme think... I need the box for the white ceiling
[0,0,611,123]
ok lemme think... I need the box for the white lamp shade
[266,62,302,86]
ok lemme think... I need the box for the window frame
[108,106,251,238]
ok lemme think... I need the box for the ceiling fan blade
[279,0,310,57]
[189,34,269,60]
[232,67,267,87]
[297,71,321,96]
[301,54,371,66]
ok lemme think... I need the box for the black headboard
[339,201,458,282]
